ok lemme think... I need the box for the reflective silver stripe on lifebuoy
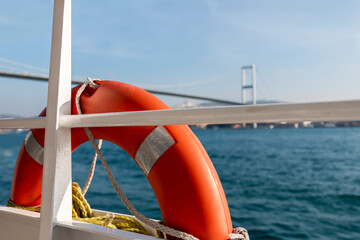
[24,131,44,165]
[135,126,175,176]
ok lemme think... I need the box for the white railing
[0,117,47,129]
[1,0,360,240]
[1,99,360,130]
[38,0,72,239]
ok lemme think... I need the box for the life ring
[10,81,233,240]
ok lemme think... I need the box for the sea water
[0,128,359,240]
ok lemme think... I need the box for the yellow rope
[72,182,92,218]
[7,182,150,236]
[6,199,41,212]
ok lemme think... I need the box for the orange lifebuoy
[10,81,233,240]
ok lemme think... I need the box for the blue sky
[1,0,360,116]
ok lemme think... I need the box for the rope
[7,183,149,236]
[6,199,41,212]
[75,77,102,196]
[76,77,199,240]
[86,76,101,89]
[229,227,250,240]
[71,182,150,235]
[82,139,102,195]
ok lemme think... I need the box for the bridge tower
[241,64,257,129]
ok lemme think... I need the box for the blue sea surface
[1,128,360,239]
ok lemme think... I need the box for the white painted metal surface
[0,207,40,240]
[54,221,160,240]
[60,100,360,128]
[0,117,46,129]
[0,207,160,240]
[39,0,72,240]
[1,99,360,130]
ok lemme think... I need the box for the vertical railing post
[39,0,72,239]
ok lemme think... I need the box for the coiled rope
[7,182,149,235]
[7,199,40,212]
[71,182,150,235]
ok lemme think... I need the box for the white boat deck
[0,207,160,240]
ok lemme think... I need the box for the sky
[0,0,360,116]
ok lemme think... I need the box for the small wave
[0,149,13,157]
[336,193,360,204]
[301,193,360,203]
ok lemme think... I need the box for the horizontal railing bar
[2,100,359,130]
[0,117,46,129]
[60,100,360,128]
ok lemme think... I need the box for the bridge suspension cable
[0,70,243,105]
